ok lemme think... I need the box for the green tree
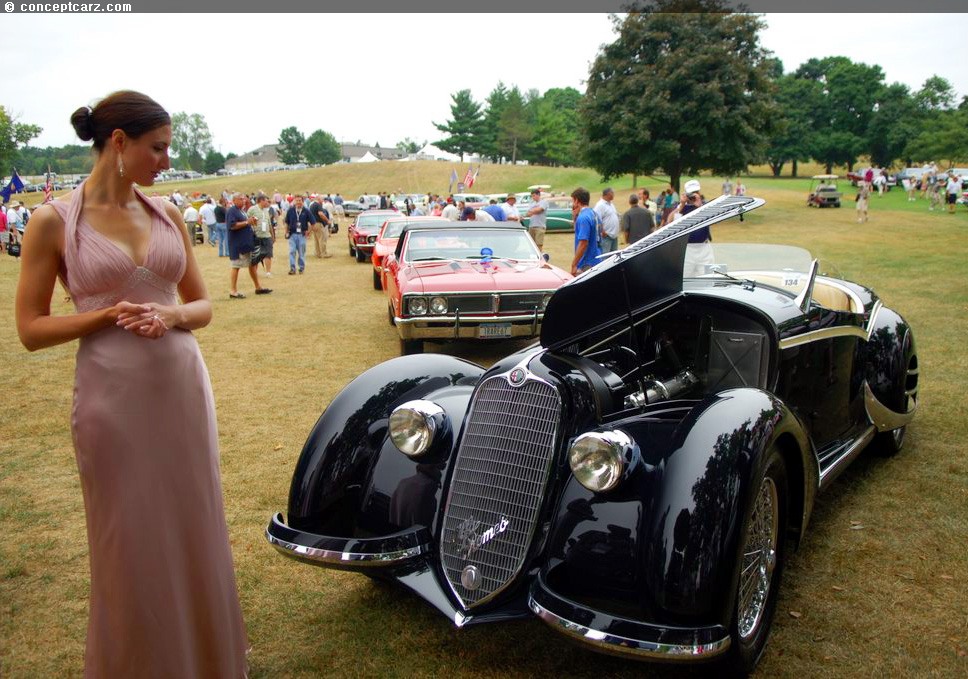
[170,112,213,172]
[914,75,955,112]
[581,3,777,191]
[395,137,423,154]
[479,82,510,162]
[794,56,884,172]
[433,90,485,161]
[203,149,226,174]
[0,106,42,174]
[866,83,919,168]
[277,126,306,165]
[304,129,341,165]
[529,88,583,166]
[496,86,533,164]
[764,72,822,177]
[904,108,968,164]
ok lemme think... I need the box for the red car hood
[404,259,570,293]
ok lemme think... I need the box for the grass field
[1,164,966,677]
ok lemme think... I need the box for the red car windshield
[403,228,540,263]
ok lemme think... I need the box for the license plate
[479,323,512,339]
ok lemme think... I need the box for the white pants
[684,242,715,278]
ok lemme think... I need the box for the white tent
[416,144,481,164]
[356,151,381,163]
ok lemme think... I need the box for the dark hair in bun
[70,90,171,152]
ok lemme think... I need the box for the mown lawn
[1,165,966,677]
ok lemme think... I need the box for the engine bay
[568,298,774,415]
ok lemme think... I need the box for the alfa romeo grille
[440,374,561,609]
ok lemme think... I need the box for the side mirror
[542,253,551,263]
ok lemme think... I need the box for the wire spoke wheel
[737,476,779,641]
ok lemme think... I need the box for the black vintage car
[266,196,919,673]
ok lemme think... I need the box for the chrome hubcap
[738,476,779,641]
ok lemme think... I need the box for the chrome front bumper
[265,513,430,567]
[528,575,731,662]
[394,312,542,341]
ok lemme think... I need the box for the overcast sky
[6,13,967,156]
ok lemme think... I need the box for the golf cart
[807,174,842,208]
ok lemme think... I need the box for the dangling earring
[118,155,126,178]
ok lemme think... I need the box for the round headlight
[429,296,448,315]
[408,297,428,315]
[568,430,634,492]
[389,400,445,457]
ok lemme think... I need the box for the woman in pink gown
[15,91,247,677]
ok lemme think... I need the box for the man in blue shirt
[226,193,272,298]
[570,187,600,275]
[285,195,315,274]
[482,200,507,222]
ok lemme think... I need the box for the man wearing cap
[525,189,549,251]
[674,179,714,277]
[442,198,460,221]
[501,194,521,222]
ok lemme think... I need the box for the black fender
[539,388,815,629]
[864,305,917,417]
[287,354,484,537]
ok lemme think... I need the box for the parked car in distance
[371,216,450,290]
[347,209,398,263]
[452,193,488,205]
[266,195,919,674]
[519,195,577,231]
[382,222,570,354]
[358,194,384,210]
[340,200,365,217]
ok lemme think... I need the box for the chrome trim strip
[401,287,558,297]
[265,528,429,566]
[865,300,884,340]
[395,312,545,325]
[779,325,869,350]
[864,381,918,432]
[818,425,876,489]
[528,596,732,660]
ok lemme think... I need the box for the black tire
[872,352,918,457]
[356,248,367,263]
[721,447,789,676]
[374,270,383,291]
[834,202,841,208]
[348,243,355,257]
[387,304,395,326]
[400,338,423,355]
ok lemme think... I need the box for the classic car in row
[518,195,577,231]
[382,222,571,354]
[371,216,449,290]
[347,209,398,262]
[266,195,919,674]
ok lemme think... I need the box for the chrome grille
[499,293,546,313]
[440,374,561,609]
[449,295,493,313]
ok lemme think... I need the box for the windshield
[694,243,815,294]
[384,219,441,239]
[357,214,389,229]
[403,228,540,262]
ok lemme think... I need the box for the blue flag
[448,168,458,194]
[1,171,25,204]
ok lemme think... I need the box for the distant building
[340,144,407,163]
[225,144,282,172]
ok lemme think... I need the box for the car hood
[406,259,570,293]
[540,195,765,349]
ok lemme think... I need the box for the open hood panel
[540,195,766,350]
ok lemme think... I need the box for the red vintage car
[371,216,449,290]
[348,209,398,263]
[384,222,571,354]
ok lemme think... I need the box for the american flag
[43,166,53,204]
[463,167,474,188]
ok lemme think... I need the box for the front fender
[865,305,917,419]
[287,354,484,537]
[540,388,814,629]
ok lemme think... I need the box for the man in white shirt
[172,190,185,207]
[501,194,521,222]
[199,198,217,246]
[183,203,200,245]
[594,187,620,254]
[441,200,460,221]
[945,171,961,214]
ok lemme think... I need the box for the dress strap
[134,187,181,234]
